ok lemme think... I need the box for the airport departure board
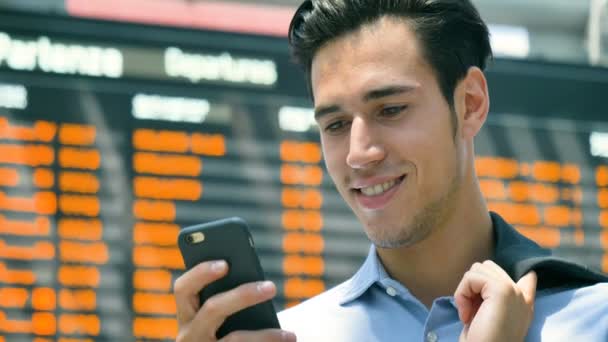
[0,10,607,342]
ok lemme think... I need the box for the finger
[461,295,483,326]
[454,268,491,324]
[471,261,504,283]
[480,260,512,283]
[219,329,297,342]
[516,270,537,305]
[191,280,278,337]
[174,260,228,325]
[458,264,492,298]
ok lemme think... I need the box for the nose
[346,117,386,169]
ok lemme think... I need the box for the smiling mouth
[356,175,406,196]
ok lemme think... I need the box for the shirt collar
[338,244,387,305]
[337,211,553,305]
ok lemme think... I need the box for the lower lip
[355,176,405,210]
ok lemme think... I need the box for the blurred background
[0,0,606,341]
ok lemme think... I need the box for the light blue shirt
[278,246,608,341]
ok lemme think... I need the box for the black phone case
[177,217,280,338]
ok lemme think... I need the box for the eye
[380,105,407,117]
[324,120,350,134]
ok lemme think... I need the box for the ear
[457,67,490,140]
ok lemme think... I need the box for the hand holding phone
[173,217,296,341]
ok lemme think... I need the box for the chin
[363,222,408,249]
[364,214,436,249]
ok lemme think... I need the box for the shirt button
[426,331,438,342]
[386,286,398,297]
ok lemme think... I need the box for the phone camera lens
[186,235,194,244]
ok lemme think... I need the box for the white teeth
[360,179,397,196]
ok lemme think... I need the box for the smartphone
[177,217,280,338]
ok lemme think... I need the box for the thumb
[516,270,537,305]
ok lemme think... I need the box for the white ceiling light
[489,24,530,59]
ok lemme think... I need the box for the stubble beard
[369,174,461,249]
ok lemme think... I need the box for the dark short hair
[288,0,492,109]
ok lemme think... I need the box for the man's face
[311,17,464,248]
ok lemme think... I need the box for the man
[173,1,608,341]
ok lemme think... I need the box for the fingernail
[282,331,297,342]
[211,260,226,272]
[257,281,274,294]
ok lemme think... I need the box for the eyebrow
[363,85,416,102]
[314,84,416,120]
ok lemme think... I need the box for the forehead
[310,16,433,101]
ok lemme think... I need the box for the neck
[375,180,494,308]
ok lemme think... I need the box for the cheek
[321,139,344,178]
[419,138,459,193]
[395,119,455,186]
[322,138,357,199]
